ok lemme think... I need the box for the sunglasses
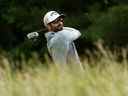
[52,18,64,24]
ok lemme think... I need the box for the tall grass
[0,43,128,96]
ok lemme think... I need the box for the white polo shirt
[45,27,81,65]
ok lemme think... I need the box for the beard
[54,25,63,32]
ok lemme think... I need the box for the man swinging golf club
[43,11,82,67]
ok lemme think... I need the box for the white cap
[43,11,64,27]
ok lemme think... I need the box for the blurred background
[0,0,128,62]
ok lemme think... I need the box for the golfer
[43,11,82,66]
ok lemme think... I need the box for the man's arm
[63,27,81,41]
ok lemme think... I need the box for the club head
[27,32,39,39]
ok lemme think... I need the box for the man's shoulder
[62,27,81,41]
[63,27,78,31]
[45,32,55,41]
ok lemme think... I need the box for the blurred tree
[111,0,128,4]
[86,5,128,47]
[0,0,125,60]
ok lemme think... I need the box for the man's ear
[47,24,52,31]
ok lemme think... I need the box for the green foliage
[45,0,64,9]
[112,0,128,4]
[86,5,128,47]
[1,6,45,32]
[0,0,128,58]
[64,14,91,30]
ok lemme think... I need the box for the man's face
[47,17,64,32]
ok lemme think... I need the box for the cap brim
[47,14,65,25]
[60,14,65,18]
